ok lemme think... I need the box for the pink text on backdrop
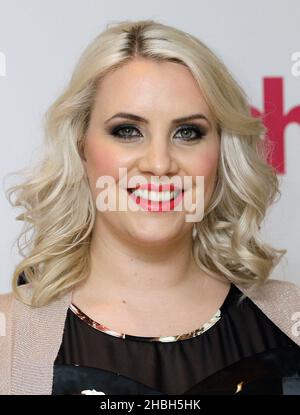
[251,77,300,175]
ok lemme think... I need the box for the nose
[137,135,179,178]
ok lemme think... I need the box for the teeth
[131,189,180,202]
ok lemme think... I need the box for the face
[82,58,220,246]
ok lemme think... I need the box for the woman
[1,19,300,396]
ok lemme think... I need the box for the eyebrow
[104,112,211,127]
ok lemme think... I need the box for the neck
[75,220,206,306]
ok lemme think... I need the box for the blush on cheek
[194,153,218,182]
[84,138,122,197]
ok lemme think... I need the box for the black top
[53,284,300,395]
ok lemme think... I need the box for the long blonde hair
[4,19,286,307]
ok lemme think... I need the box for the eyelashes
[107,123,208,142]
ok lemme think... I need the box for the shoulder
[236,278,300,346]
[0,283,34,313]
[239,278,300,303]
[263,278,300,295]
[0,291,14,315]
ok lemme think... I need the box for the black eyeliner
[107,123,208,141]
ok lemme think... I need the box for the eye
[109,125,141,140]
[173,125,207,142]
[108,123,207,142]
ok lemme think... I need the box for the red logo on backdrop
[251,77,300,175]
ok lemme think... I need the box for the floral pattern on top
[69,302,221,343]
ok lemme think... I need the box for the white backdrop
[0,0,299,293]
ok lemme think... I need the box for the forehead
[93,58,211,118]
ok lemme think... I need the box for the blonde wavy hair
[4,19,286,307]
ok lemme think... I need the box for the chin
[128,226,180,245]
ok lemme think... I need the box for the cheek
[84,136,124,195]
[197,155,218,187]
[190,147,219,201]
[191,149,218,178]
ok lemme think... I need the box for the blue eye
[109,124,207,142]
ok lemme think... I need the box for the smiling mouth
[125,187,186,212]
[127,188,185,199]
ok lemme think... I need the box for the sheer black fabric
[53,284,300,395]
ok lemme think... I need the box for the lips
[127,183,184,193]
[127,186,185,212]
